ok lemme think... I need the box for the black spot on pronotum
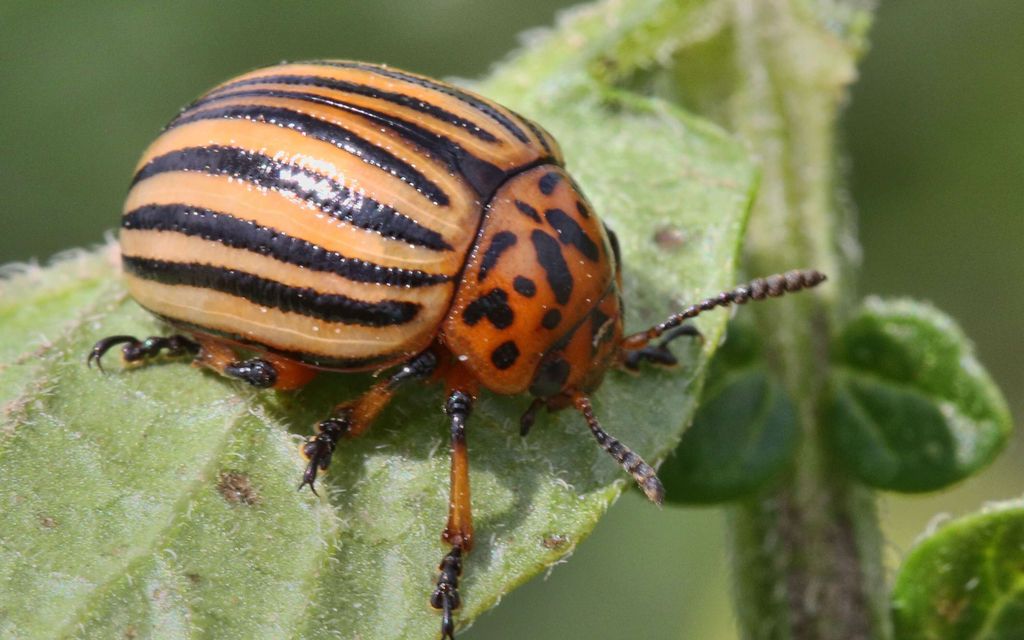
[513,276,536,298]
[530,230,573,305]
[541,309,562,330]
[538,171,562,195]
[479,231,517,282]
[514,200,541,223]
[545,208,599,262]
[462,288,514,329]
[491,340,520,370]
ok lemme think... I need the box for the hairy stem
[721,1,888,639]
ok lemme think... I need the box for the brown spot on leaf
[218,471,260,506]
[543,533,570,550]
[653,225,686,251]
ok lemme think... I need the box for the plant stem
[721,1,888,639]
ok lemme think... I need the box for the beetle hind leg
[87,333,199,371]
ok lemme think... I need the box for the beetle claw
[87,334,199,371]
[431,548,463,640]
[298,416,351,495]
[87,335,140,371]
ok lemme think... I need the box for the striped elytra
[120,60,584,377]
[95,60,827,640]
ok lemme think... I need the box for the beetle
[87,60,825,639]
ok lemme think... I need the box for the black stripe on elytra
[168,104,449,206]
[186,88,507,197]
[530,230,573,305]
[123,256,419,326]
[514,200,541,223]
[538,171,562,195]
[199,73,499,143]
[132,146,451,251]
[490,340,520,370]
[123,204,450,288]
[604,223,622,268]
[314,61,532,144]
[545,208,600,262]
[576,200,591,219]
[522,118,555,157]
[462,288,514,330]
[478,231,517,282]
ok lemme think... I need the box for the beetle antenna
[620,269,826,351]
[573,394,664,504]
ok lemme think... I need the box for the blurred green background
[1,2,1020,638]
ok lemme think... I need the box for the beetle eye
[529,356,570,398]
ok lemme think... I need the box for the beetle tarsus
[299,414,352,495]
[622,324,702,371]
[87,334,198,371]
[224,358,278,388]
[431,547,463,640]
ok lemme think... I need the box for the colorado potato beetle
[88,60,825,639]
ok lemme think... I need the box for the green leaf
[660,366,798,504]
[0,11,757,640]
[826,297,1011,492]
[892,501,1024,639]
[660,320,799,505]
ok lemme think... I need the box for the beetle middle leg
[188,335,317,390]
[299,349,439,493]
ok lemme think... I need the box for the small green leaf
[0,11,758,639]
[826,297,1011,492]
[659,320,798,505]
[892,501,1024,639]
[660,366,798,504]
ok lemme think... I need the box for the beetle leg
[299,350,438,494]
[190,336,317,391]
[87,334,199,371]
[432,389,475,640]
[620,325,702,372]
[574,394,664,504]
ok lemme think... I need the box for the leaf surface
[826,297,1011,493]
[0,6,757,639]
[892,502,1024,639]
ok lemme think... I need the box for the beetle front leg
[620,324,702,372]
[432,389,475,640]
